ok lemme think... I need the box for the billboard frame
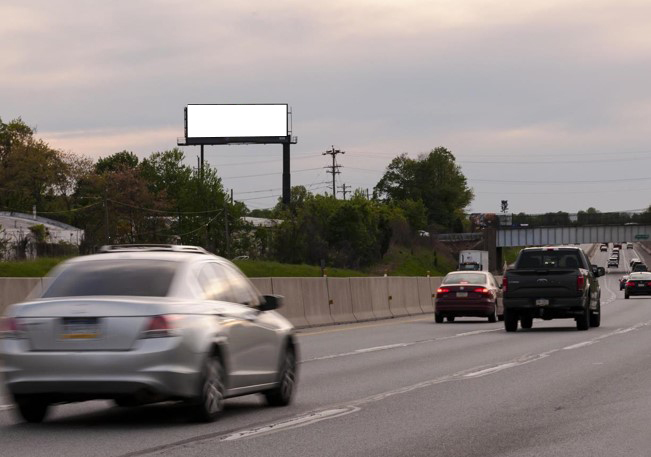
[177,104,297,206]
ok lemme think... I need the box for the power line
[222,167,322,180]
[323,146,345,198]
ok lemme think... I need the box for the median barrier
[0,278,42,315]
[349,277,377,321]
[270,278,309,328]
[368,277,393,319]
[301,277,334,326]
[388,277,419,316]
[417,277,435,313]
[250,277,273,295]
[326,277,357,324]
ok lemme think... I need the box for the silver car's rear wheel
[264,347,297,407]
[192,356,225,422]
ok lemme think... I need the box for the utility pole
[224,197,230,258]
[323,146,345,199]
[338,183,349,200]
[103,193,109,244]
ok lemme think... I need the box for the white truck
[458,250,489,271]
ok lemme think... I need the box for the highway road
[2,244,651,456]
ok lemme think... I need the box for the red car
[435,271,503,323]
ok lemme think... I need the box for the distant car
[620,275,629,290]
[599,244,608,252]
[625,272,651,299]
[0,245,298,423]
[632,263,648,272]
[435,271,503,323]
[611,251,620,259]
[608,257,619,267]
[630,258,641,267]
[614,243,622,249]
[627,242,634,249]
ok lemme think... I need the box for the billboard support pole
[200,145,204,179]
[282,142,290,206]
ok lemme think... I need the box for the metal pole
[282,142,291,206]
[331,149,336,199]
[200,145,204,179]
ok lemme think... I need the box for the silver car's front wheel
[264,348,297,407]
[192,356,225,422]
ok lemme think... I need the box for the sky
[3,0,651,214]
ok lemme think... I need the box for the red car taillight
[577,274,585,291]
[436,287,451,295]
[140,315,181,339]
[502,277,508,293]
[473,287,490,295]
[626,281,635,287]
[0,317,25,339]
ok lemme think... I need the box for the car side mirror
[259,294,284,311]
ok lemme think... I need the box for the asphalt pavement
[2,244,651,456]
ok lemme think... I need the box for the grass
[233,259,367,277]
[0,247,457,278]
[366,245,456,277]
[0,256,71,277]
[502,247,521,266]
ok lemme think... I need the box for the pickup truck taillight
[577,274,585,291]
[502,277,508,293]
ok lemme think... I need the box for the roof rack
[98,244,210,254]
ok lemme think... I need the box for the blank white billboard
[187,104,288,138]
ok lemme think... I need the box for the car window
[197,263,235,302]
[43,260,177,297]
[517,251,582,269]
[220,264,261,307]
[443,273,487,285]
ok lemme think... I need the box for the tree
[374,147,474,230]
[95,150,139,174]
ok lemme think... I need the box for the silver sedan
[0,245,298,423]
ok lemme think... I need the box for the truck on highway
[458,250,489,271]
[502,246,604,332]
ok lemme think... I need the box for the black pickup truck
[502,246,604,332]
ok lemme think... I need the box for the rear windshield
[42,260,177,298]
[629,273,651,280]
[517,250,583,269]
[443,273,487,285]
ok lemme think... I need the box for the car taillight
[647,282,651,287]
[0,317,25,339]
[140,315,180,339]
[436,288,450,294]
[577,274,585,291]
[473,287,490,295]
[626,281,635,287]
[502,277,508,293]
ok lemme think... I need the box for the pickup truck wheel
[520,315,533,329]
[504,310,518,332]
[576,306,590,331]
[435,313,444,323]
[589,301,601,328]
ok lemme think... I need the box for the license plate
[639,284,645,288]
[61,317,100,339]
[536,299,549,306]
[456,292,468,297]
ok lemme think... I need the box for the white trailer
[458,250,489,271]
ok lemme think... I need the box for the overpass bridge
[496,224,651,247]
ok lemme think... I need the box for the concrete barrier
[270,278,309,328]
[0,277,42,315]
[368,277,392,319]
[388,277,419,316]
[0,275,458,327]
[417,277,434,313]
[326,277,357,324]
[250,277,273,295]
[301,277,334,326]
[349,277,377,321]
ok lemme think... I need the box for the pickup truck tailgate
[506,269,582,298]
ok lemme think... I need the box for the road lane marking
[298,316,431,336]
[303,329,501,362]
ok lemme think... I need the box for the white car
[0,245,298,423]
